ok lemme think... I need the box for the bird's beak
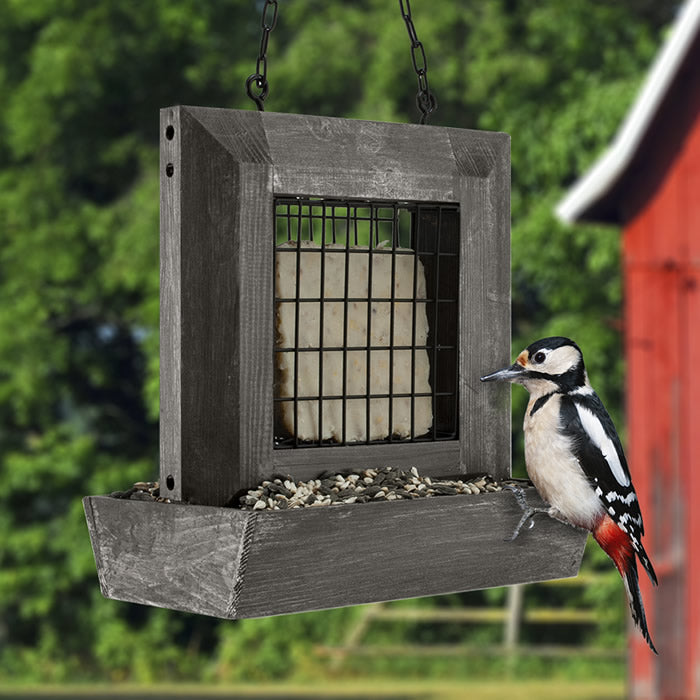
[480,362,525,383]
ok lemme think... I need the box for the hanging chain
[246,0,278,111]
[399,0,437,124]
[246,0,437,121]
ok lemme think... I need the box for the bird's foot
[502,484,550,541]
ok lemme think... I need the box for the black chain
[246,0,436,122]
[246,0,278,111]
[399,0,437,124]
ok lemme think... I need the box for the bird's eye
[533,351,546,364]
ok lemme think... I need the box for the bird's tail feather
[621,563,657,654]
[635,540,658,587]
[593,514,657,654]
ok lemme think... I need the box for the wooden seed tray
[84,487,587,619]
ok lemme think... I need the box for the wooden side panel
[235,489,584,619]
[450,130,511,480]
[160,108,183,500]
[160,107,275,505]
[83,496,249,618]
[85,493,587,620]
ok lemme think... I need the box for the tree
[0,0,676,681]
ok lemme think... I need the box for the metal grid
[273,197,459,448]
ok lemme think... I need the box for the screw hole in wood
[165,163,174,177]
[165,125,175,140]
[166,474,175,490]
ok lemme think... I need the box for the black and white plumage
[481,336,658,653]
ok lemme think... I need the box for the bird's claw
[502,484,549,541]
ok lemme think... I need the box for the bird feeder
[83,106,587,619]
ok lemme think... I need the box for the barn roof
[556,0,700,224]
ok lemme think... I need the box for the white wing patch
[574,403,630,487]
[605,490,637,505]
[618,511,643,530]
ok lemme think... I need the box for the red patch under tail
[593,514,657,654]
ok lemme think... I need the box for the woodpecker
[481,336,658,653]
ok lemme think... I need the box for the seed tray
[83,486,587,619]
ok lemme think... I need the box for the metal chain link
[246,0,437,122]
[399,0,437,124]
[246,0,278,111]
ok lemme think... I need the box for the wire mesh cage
[273,197,459,449]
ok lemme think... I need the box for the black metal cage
[273,197,459,449]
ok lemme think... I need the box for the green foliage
[214,607,360,682]
[0,0,676,683]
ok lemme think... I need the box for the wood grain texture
[451,130,512,481]
[272,442,461,481]
[179,108,252,503]
[160,107,183,501]
[84,490,587,620]
[160,106,510,505]
[83,496,248,617]
[161,108,275,504]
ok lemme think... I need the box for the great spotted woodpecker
[481,336,658,653]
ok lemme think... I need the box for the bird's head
[480,336,588,395]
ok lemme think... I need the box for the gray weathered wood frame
[84,107,588,620]
[159,106,512,507]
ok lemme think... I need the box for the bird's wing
[558,393,657,577]
[559,392,640,528]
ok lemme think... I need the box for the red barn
[558,1,700,697]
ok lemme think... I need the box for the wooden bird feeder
[83,106,587,619]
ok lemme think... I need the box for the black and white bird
[481,336,658,653]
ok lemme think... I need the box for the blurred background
[0,1,688,698]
